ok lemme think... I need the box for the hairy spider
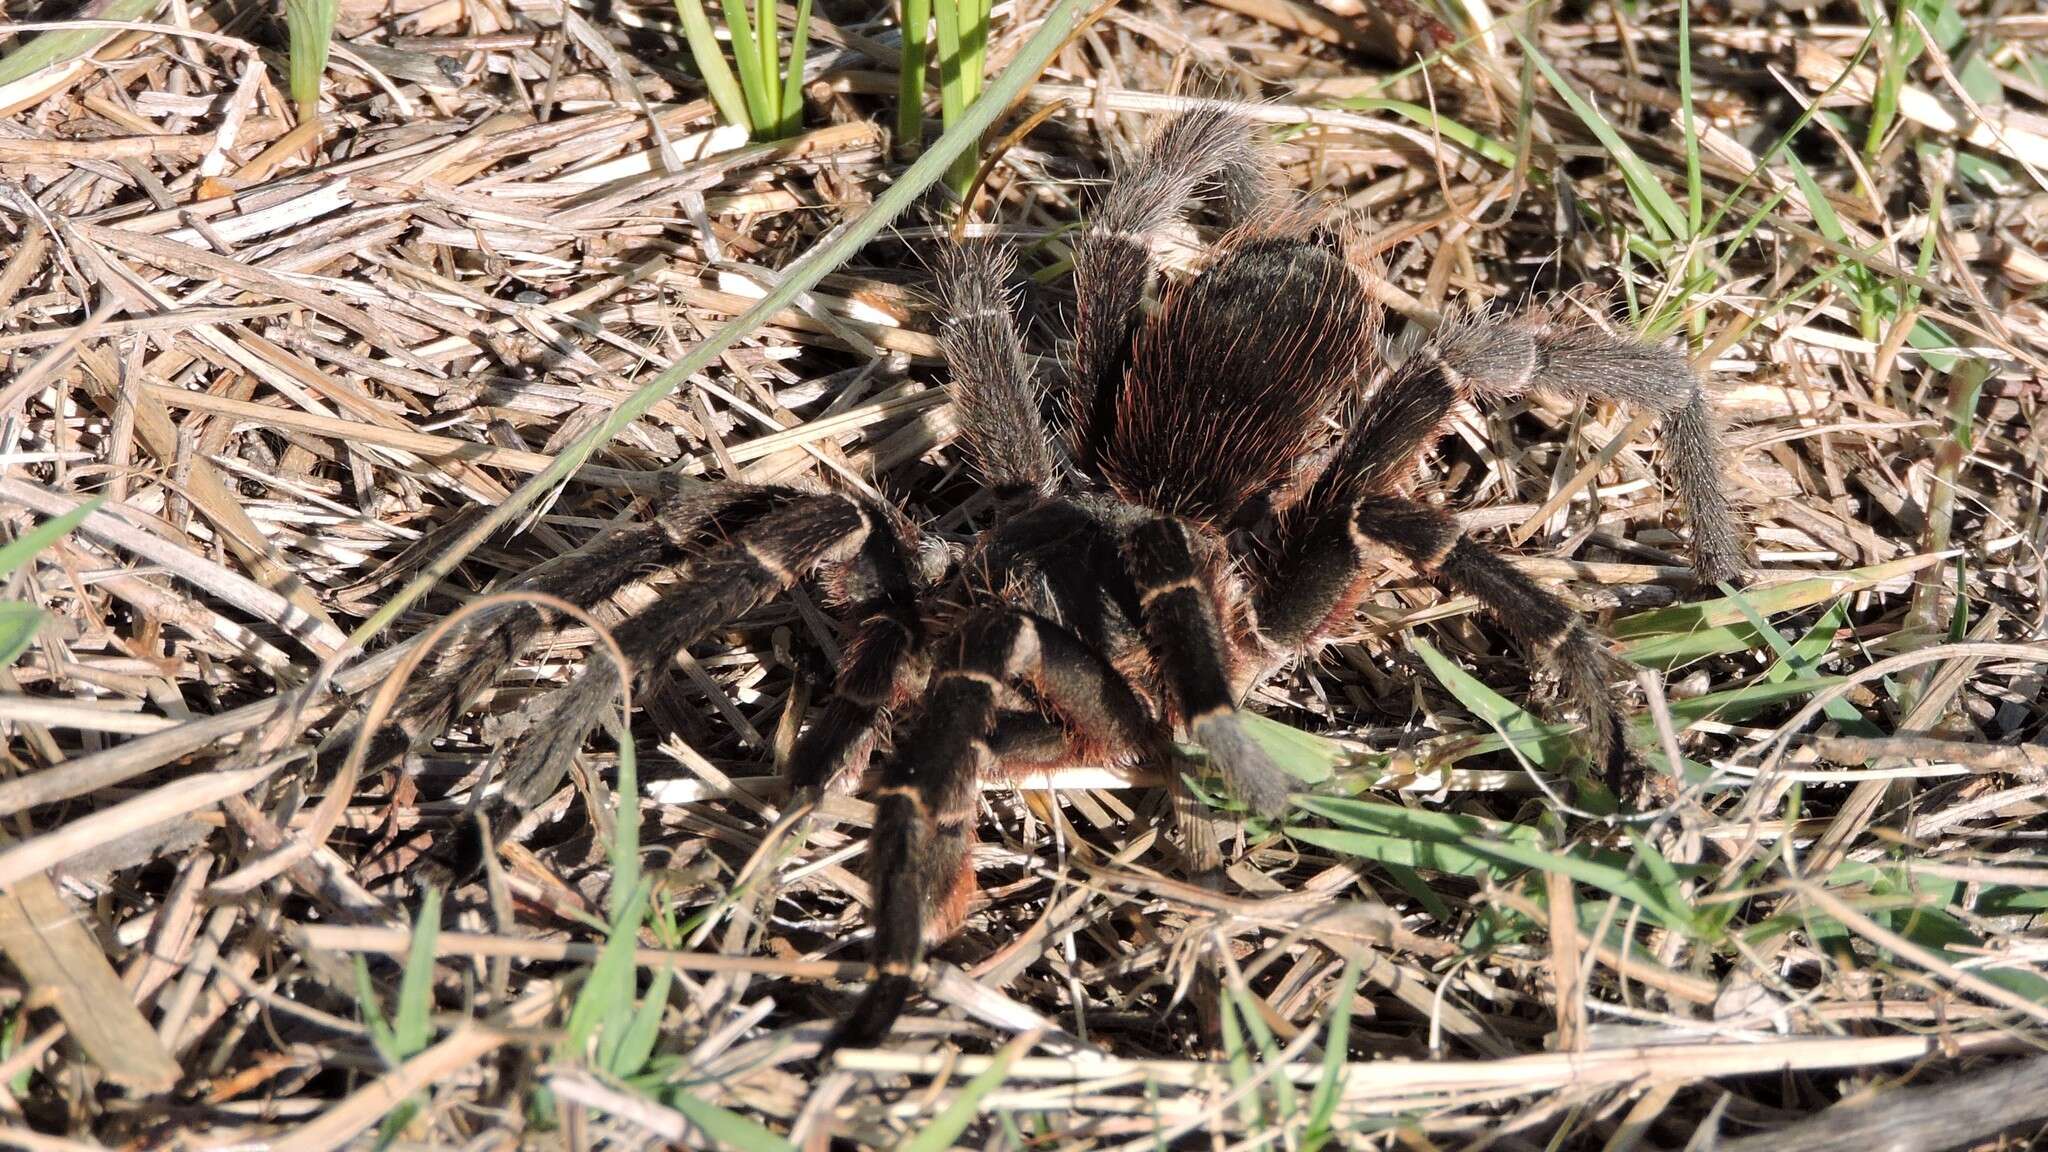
[376,107,1748,1055]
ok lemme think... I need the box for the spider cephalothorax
[375,107,1749,1055]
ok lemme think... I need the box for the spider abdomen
[1096,234,1380,523]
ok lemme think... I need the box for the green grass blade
[1610,552,1950,664]
[1695,28,1876,243]
[393,887,443,1057]
[282,0,340,119]
[931,0,967,128]
[0,495,98,669]
[352,956,400,1066]
[896,0,932,153]
[341,0,1097,662]
[966,0,990,102]
[1678,0,1701,236]
[1783,152,1848,244]
[610,733,641,924]
[0,0,160,88]
[1218,992,1259,1128]
[1289,796,1704,932]
[778,0,814,138]
[0,497,103,580]
[2,1009,30,1095]
[1331,98,1516,167]
[1429,674,1849,775]
[1303,953,1362,1150]
[1514,30,1687,242]
[753,0,778,128]
[1412,636,1576,771]
[719,0,773,130]
[900,1034,1029,1152]
[561,874,654,1064]
[611,964,673,1077]
[675,0,754,132]
[1745,597,1882,737]
[0,604,48,669]
[1239,711,1344,785]
[664,1090,798,1152]
[948,0,989,190]
[1220,976,1294,1124]
[1867,0,1907,157]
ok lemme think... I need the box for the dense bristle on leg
[1251,355,1459,652]
[447,491,876,879]
[1425,310,1752,588]
[824,609,1165,1053]
[1087,107,1281,240]
[786,513,932,795]
[934,241,1057,497]
[1351,495,1635,791]
[825,611,1035,1055]
[1097,236,1377,523]
[1122,516,1294,816]
[374,521,679,769]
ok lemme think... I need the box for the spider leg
[1069,107,1282,470]
[785,516,933,796]
[1251,356,1459,653]
[1250,342,1641,786]
[368,521,679,768]
[1125,516,1295,816]
[1431,309,1751,587]
[1254,298,1753,655]
[826,609,1160,1053]
[986,712,1079,766]
[447,489,881,877]
[1355,494,1635,790]
[934,240,1058,498]
[379,485,822,764]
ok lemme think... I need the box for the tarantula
[375,107,1748,1054]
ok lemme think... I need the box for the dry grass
[3,0,2047,1148]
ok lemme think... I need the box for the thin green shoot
[664,1089,798,1151]
[351,886,442,1145]
[896,0,932,155]
[1679,0,1702,238]
[899,1031,1033,1152]
[1696,28,1879,241]
[608,905,680,1083]
[1329,98,1517,168]
[1217,993,1260,1129]
[1411,634,1579,777]
[0,1008,30,1096]
[674,0,750,132]
[674,0,814,139]
[0,0,159,87]
[282,0,340,124]
[608,724,641,920]
[1302,954,1363,1152]
[1288,795,1707,934]
[1866,0,1917,161]
[0,497,102,667]
[1755,601,1885,738]
[1223,969,1297,1121]
[1514,29,1687,243]
[559,870,654,1068]
[931,0,992,194]
[780,0,814,139]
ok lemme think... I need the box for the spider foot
[1189,711,1296,818]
